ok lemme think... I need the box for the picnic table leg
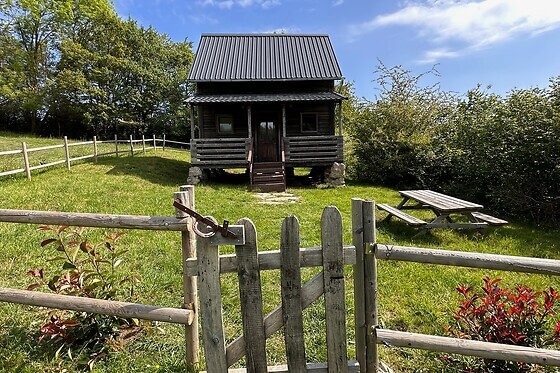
[383,197,410,222]
[466,212,488,235]
[395,197,410,209]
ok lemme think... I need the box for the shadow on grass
[0,324,56,368]
[100,156,190,187]
[376,219,444,246]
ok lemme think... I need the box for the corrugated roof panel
[186,92,346,104]
[187,34,343,81]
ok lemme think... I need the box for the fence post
[142,135,146,154]
[22,142,31,181]
[63,136,71,170]
[153,134,156,150]
[352,199,366,371]
[163,134,166,151]
[115,134,119,157]
[362,201,378,372]
[174,186,199,369]
[93,136,98,163]
[129,135,134,156]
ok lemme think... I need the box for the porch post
[282,104,287,138]
[338,101,343,136]
[189,104,195,139]
[247,105,252,139]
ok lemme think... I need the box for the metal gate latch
[173,199,238,239]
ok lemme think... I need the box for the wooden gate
[188,207,360,373]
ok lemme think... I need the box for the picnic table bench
[377,190,507,234]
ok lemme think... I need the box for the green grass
[1,132,560,372]
[0,131,149,176]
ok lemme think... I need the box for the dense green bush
[345,63,455,188]
[345,65,560,227]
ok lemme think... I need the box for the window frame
[300,112,319,133]
[216,114,234,134]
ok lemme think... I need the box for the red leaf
[27,283,42,291]
[37,225,52,231]
[57,225,69,234]
[40,238,58,247]
[27,268,44,278]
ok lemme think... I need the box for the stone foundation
[324,162,346,188]
[187,166,204,185]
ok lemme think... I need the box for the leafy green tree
[0,0,74,132]
[345,61,456,187]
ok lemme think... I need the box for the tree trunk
[31,111,38,134]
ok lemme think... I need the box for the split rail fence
[1,190,560,372]
[0,134,189,181]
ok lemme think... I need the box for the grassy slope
[1,133,560,372]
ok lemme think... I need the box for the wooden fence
[0,134,190,181]
[1,192,560,372]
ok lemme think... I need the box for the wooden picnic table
[377,190,507,233]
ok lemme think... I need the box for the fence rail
[0,186,200,369]
[1,194,560,372]
[0,134,189,180]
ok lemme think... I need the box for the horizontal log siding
[284,136,343,165]
[191,138,250,168]
[199,104,249,139]
[196,80,334,95]
[286,103,334,136]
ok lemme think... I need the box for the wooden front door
[256,119,278,162]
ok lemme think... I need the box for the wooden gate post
[115,135,119,157]
[352,199,378,373]
[362,201,378,372]
[352,199,366,371]
[174,186,199,369]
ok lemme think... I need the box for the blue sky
[114,0,560,100]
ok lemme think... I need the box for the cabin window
[300,112,318,133]
[217,114,234,134]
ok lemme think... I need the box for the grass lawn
[1,133,560,372]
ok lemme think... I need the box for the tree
[0,0,74,132]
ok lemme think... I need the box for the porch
[189,135,344,192]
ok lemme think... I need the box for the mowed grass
[1,133,560,372]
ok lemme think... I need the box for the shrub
[345,62,456,188]
[444,277,560,372]
[27,226,142,370]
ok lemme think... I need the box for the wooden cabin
[186,34,345,192]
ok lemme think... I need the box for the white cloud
[198,0,280,9]
[349,0,560,62]
[333,0,344,6]
[260,26,302,34]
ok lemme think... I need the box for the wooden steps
[251,162,286,192]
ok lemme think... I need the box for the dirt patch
[254,192,300,205]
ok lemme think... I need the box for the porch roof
[186,92,346,104]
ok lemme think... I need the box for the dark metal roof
[188,34,343,82]
[186,92,346,104]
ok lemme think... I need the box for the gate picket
[235,218,267,373]
[280,215,307,373]
[321,206,348,373]
[197,233,227,373]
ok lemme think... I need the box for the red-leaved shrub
[444,277,560,372]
